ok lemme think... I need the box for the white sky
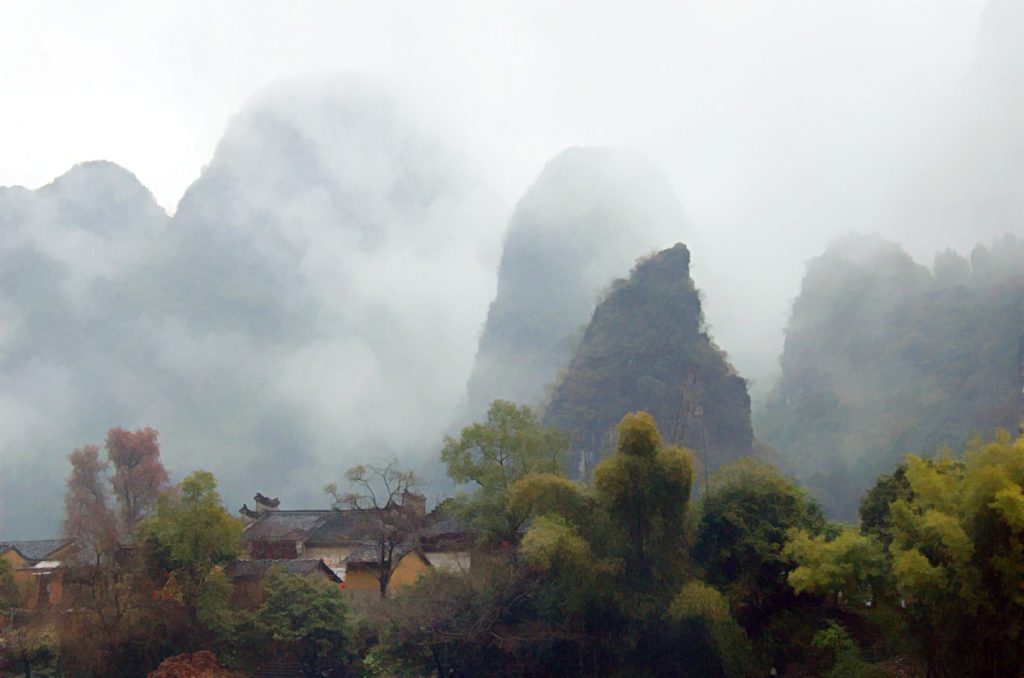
[0,0,998,391]
[0,1,988,211]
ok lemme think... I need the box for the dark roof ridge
[0,539,72,563]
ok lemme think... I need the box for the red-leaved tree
[106,427,169,532]
[63,445,119,563]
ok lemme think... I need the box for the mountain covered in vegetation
[0,161,169,535]
[759,233,1024,517]
[544,243,754,478]
[463,147,690,422]
[0,77,497,537]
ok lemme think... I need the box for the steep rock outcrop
[464,147,690,422]
[760,233,1024,518]
[543,243,753,477]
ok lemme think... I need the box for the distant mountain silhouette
[463,147,690,423]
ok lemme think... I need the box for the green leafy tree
[690,457,827,664]
[858,463,912,546]
[0,558,18,611]
[670,581,753,678]
[254,567,350,677]
[784,527,887,605]
[593,411,693,589]
[506,472,593,530]
[885,431,1024,676]
[811,621,882,678]
[142,470,243,641]
[441,400,569,542]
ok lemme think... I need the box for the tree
[884,432,1024,677]
[253,567,350,676]
[593,411,693,588]
[858,464,912,546]
[810,621,879,678]
[60,444,148,674]
[107,426,169,531]
[441,400,569,542]
[669,581,753,678]
[142,471,243,640]
[784,527,886,605]
[0,558,19,611]
[63,445,119,563]
[690,457,827,656]
[324,459,422,599]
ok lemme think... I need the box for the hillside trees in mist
[544,243,754,478]
[0,77,498,537]
[760,233,1024,518]
[463,147,691,423]
[0,161,169,537]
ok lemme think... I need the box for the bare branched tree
[324,459,425,598]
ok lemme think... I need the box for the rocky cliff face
[543,243,753,478]
[759,233,1024,518]
[463,147,690,423]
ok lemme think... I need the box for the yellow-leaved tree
[884,431,1024,676]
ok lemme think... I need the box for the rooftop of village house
[225,558,342,582]
[238,492,467,549]
[0,539,73,563]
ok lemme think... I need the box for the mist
[1,0,1020,537]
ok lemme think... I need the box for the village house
[225,559,342,608]
[236,492,470,602]
[0,539,74,610]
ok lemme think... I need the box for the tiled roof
[424,551,471,574]
[242,508,470,547]
[342,545,383,566]
[306,510,383,544]
[416,515,467,541]
[344,544,429,568]
[226,559,341,582]
[242,509,387,545]
[0,539,71,562]
[242,511,332,541]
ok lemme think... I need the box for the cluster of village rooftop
[1,491,471,611]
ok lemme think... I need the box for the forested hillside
[463,147,690,423]
[0,77,497,537]
[0,161,169,534]
[544,244,753,478]
[760,233,1024,517]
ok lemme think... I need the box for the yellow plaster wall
[344,551,431,598]
[389,551,430,590]
[1,548,30,573]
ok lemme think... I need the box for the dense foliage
[441,400,570,543]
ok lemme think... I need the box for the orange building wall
[345,551,431,598]
[389,551,431,589]
[2,546,69,609]
[1,548,30,574]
